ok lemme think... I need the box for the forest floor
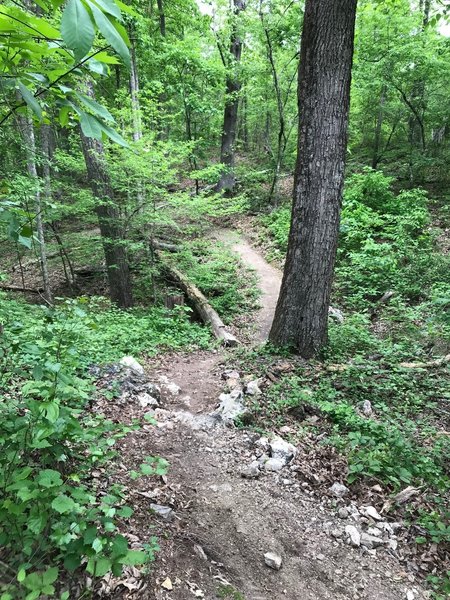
[98,229,429,600]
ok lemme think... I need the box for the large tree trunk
[79,84,133,308]
[18,111,53,304]
[216,0,245,195]
[269,0,357,358]
[372,84,386,169]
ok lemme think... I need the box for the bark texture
[79,85,133,308]
[269,0,357,357]
[216,0,245,195]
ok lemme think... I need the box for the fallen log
[0,284,44,293]
[151,239,181,253]
[162,262,239,347]
[398,354,450,369]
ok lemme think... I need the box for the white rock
[214,389,247,425]
[279,425,294,434]
[166,382,181,395]
[138,393,159,408]
[361,506,383,521]
[120,356,144,374]
[264,552,282,570]
[264,458,285,472]
[329,306,344,323]
[361,400,373,416]
[345,525,361,547]
[329,482,349,498]
[406,590,415,600]
[269,437,297,463]
[245,379,262,396]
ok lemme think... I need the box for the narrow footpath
[114,230,426,600]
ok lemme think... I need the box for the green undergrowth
[163,238,261,321]
[0,293,209,599]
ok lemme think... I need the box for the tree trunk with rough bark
[269,0,357,358]
[79,84,133,308]
[216,0,245,195]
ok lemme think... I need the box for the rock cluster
[330,501,401,555]
[213,370,262,425]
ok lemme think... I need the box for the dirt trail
[124,231,426,600]
[211,229,282,340]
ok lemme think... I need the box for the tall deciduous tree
[269,0,357,357]
[216,0,246,195]
[80,83,133,308]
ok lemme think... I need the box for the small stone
[138,392,159,408]
[245,379,262,396]
[316,553,325,561]
[345,525,361,547]
[120,356,144,374]
[361,506,382,521]
[329,482,349,498]
[150,503,173,520]
[406,591,415,600]
[331,529,343,538]
[367,527,383,537]
[279,425,294,434]
[269,437,297,463]
[161,577,173,590]
[241,461,261,479]
[255,436,270,450]
[361,400,373,416]
[264,552,282,570]
[338,507,349,519]
[193,544,208,561]
[264,458,285,472]
[360,533,384,549]
[166,382,180,395]
[387,539,398,551]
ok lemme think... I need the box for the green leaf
[37,469,63,488]
[120,550,147,566]
[18,82,42,121]
[117,505,133,518]
[92,538,103,552]
[111,534,128,557]
[17,568,26,583]
[51,495,76,514]
[79,112,103,139]
[76,93,114,122]
[61,0,95,62]
[86,557,112,577]
[98,121,129,147]
[64,554,81,572]
[88,3,130,67]
[89,0,121,20]
[42,567,58,585]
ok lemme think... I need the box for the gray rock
[331,529,343,538]
[120,356,144,375]
[138,392,159,408]
[264,458,285,472]
[345,525,361,547]
[269,437,297,463]
[329,482,349,498]
[360,532,384,549]
[166,382,180,395]
[255,436,270,451]
[338,507,349,519]
[264,552,282,570]
[150,503,173,521]
[241,461,261,479]
[361,505,382,521]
